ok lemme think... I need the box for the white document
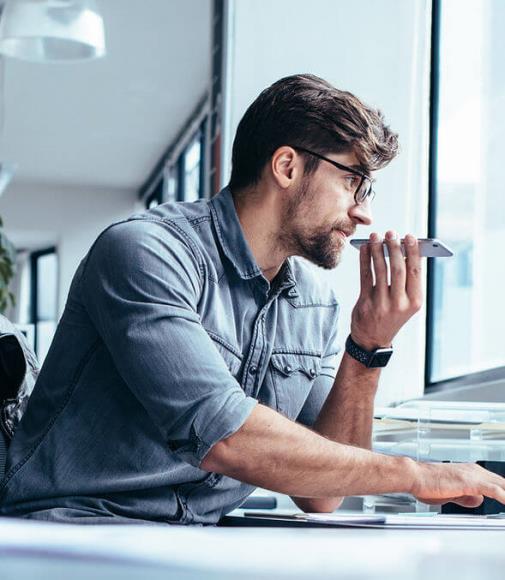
[245,512,387,525]
[299,512,505,530]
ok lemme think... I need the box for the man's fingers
[404,234,423,307]
[449,495,485,508]
[483,483,505,505]
[384,230,406,300]
[419,495,484,507]
[369,232,388,295]
[359,242,373,298]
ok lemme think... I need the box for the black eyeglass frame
[291,145,375,204]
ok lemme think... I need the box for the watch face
[369,349,393,368]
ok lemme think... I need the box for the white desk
[0,516,503,579]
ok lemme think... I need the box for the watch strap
[345,334,393,368]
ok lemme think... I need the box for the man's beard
[279,180,353,270]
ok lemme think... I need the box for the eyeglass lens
[355,178,374,203]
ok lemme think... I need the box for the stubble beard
[278,179,350,270]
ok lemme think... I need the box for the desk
[0,515,503,579]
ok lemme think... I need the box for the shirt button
[309,369,317,378]
[284,365,293,374]
[249,366,258,375]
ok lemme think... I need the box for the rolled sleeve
[174,389,258,466]
[79,219,257,468]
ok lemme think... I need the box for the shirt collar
[209,187,297,290]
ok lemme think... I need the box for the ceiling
[0,0,212,191]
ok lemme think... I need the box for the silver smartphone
[349,238,454,258]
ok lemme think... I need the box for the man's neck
[231,186,288,283]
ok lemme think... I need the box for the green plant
[0,215,16,313]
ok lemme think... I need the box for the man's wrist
[350,333,392,351]
[345,335,393,369]
[396,456,419,495]
[342,351,381,378]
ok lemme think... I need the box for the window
[177,124,206,202]
[30,247,58,363]
[427,0,505,385]
[164,165,178,203]
[144,121,207,209]
[182,132,203,201]
[145,177,164,209]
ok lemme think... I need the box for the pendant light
[0,0,106,63]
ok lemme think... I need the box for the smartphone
[349,238,454,258]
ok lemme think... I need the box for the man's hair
[229,74,399,192]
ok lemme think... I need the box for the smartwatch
[345,334,393,368]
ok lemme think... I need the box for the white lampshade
[0,0,106,62]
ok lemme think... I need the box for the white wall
[0,182,138,318]
[222,0,432,404]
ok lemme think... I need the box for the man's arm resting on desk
[201,404,505,510]
[291,353,380,512]
[201,403,410,502]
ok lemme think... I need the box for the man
[1,74,504,524]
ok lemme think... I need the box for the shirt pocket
[269,352,322,420]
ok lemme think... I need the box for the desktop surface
[0,515,503,579]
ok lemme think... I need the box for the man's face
[279,150,373,269]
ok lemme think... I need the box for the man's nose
[349,200,373,226]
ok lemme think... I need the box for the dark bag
[0,315,39,478]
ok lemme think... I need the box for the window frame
[425,0,505,394]
[29,246,57,356]
[140,97,210,208]
[144,120,207,209]
[177,122,207,202]
[145,177,164,209]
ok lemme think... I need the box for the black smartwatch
[345,334,393,368]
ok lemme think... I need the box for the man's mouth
[334,229,354,241]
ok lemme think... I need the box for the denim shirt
[0,187,340,525]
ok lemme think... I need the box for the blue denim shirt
[0,187,340,525]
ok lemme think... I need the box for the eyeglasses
[291,146,376,205]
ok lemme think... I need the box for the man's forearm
[291,352,380,511]
[313,352,380,449]
[202,404,505,513]
[202,404,416,502]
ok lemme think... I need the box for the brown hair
[229,73,399,192]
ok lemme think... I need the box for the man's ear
[270,146,300,189]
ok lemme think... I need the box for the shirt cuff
[171,391,258,468]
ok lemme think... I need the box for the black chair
[0,317,39,479]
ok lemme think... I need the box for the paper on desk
[291,512,385,524]
[373,417,505,432]
[300,513,505,530]
[374,404,505,426]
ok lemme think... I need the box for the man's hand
[351,231,423,350]
[410,461,505,508]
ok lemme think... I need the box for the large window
[428,0,505,385]
[30,247,58,363]
[144,120,207,209]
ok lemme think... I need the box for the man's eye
[345,175,360,189]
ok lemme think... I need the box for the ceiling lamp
[0,0,106,63]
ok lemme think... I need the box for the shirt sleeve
[78,218,257,468]
[296,305,340,428]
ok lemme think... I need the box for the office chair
[0,316,39,480]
